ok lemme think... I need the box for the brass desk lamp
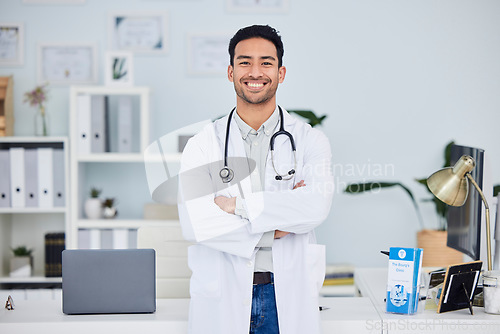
[427,155,492,270]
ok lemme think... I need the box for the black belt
[253,272,272,285]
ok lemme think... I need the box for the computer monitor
[446,144,484,261]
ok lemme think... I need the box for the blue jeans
[250,273,279,334]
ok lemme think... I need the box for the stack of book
[45,232,65,277]
[323,263,354,286]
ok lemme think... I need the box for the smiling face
[228,37,286,108]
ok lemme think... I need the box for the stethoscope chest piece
[219,166,234,183]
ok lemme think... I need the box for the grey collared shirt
[233,107,280,273]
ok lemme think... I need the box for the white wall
[1,0,499,267]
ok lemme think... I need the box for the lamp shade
[427,155,475,207]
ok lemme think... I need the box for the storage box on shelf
[69,86,181,250]
[0,137,69,284]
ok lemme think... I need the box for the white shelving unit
[69,86,179,249]
[0,137,69,281]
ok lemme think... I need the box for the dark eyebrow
[236,55,276,61]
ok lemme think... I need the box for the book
[386,247,423,315]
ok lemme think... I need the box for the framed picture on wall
[187,33,232,75]
[22,0,86,4]
[105,51,134,86]
[226,0,289,13]
[108,11,168,54]
[37,43,97,85]
[0,23,24,66]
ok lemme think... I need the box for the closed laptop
[62,249,156,314]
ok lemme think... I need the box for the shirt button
[253,142,258,146]
[243,299,251,306]
[247,261,253,267]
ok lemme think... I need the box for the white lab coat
[178,108,334,334]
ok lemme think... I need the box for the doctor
[178,25,334,334]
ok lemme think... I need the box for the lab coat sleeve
[244,129,334,234]
[178,134,262,259]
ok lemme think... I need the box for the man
[178,25,333,334]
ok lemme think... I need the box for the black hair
[228,25,284,68]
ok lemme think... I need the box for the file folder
[24,149,39,208]
[77,94,92,154]
[37,148,54,208]
[89,229,101,249]
[52,148,65,207]
[118,96,132,153]
[113,229,128,249]
[0,149,11,207]
[91,95,106,153]
[100,229,113,249]
[9,147,25,208]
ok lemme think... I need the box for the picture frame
[108,11,168,54]
[226,0,289,13]
[187,33,232,75]
[37,43,97,85]
[22,0,85,4]
[105,51,134,86]
[0,23,24,66]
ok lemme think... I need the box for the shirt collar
[234,106,280,140]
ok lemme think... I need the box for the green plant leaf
[288,110,327,127]
[493,185,500,197]
[344,181,424,230]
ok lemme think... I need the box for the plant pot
[84,198,102,219]
[9,256,32,277]
[103,206,117,219]
[417,229,463,267]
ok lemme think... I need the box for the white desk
[0,297,381,334]
[355,268,500,334]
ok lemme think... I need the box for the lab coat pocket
[306,244,326,297]
[188,244,221,298]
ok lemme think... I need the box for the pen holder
[483,270,500,314]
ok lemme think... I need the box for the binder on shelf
[24,149,39,208]
[9,147,25,208]
[78,229,91,249]
[128,229,138,249]
[91,95,107,153]
[113,229,128,249]
[45,232,65,277]
[117,96,132,153]
[89,229,101,249]
[100,229,113,249]
[52,148,65,207]
[37,147,54,208]
[77,94,92,154]
[0,149,11,207]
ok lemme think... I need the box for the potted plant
[102,197,118,219]
[84,187,102,219]
[344,141,463,266]
[10,246,34,277]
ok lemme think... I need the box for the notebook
[62,248,156,315]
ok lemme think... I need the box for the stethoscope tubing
[220,106,296,183]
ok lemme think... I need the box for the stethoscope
[219,106,297,183]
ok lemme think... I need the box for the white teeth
[247,82,264,88]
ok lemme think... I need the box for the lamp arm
[466,173,492,271]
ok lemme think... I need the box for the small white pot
[103,206,117,219]
[10,256,32,277]
[84,198,102,219]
